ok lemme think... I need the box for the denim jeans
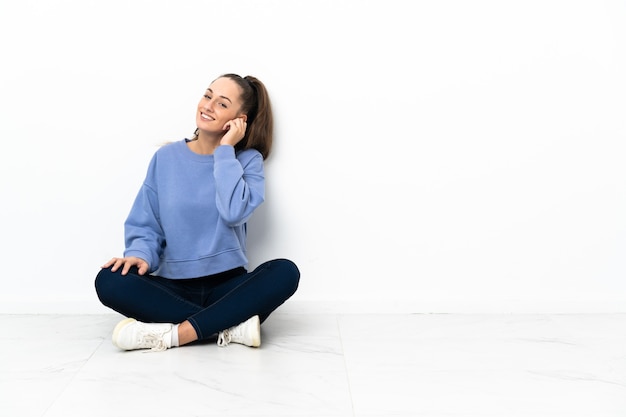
[95,258,300,340]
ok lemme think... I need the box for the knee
[273,258,300,296]
[94,267,118,305]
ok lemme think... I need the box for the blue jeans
[95,258,300,340]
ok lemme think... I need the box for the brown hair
[201,74,273,160]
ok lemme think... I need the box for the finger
[121,260,133,276]
[102,258,115,269]
[138,262,148,275]
[110,258,123,272]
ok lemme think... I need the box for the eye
[219,103,228,108]
[203,94,211,99]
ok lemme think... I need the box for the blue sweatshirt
[123,139,265,279]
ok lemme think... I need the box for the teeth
[201,113,212,120]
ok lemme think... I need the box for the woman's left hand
[220,117,247,147]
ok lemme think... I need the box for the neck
[189,131,222,155]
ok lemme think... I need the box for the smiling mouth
[200,112,214,121]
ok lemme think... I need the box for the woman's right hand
[102,256,149,276]
[220,117,247,147]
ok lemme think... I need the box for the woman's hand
[220,117,247,147]
[102,256,149,276]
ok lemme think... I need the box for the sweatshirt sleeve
[123,155,165,272]
[213,145,265,226]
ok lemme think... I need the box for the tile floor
[1,311,625,416]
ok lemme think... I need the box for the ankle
[177,321,199,346]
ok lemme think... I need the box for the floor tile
[42,314,353,417]
[338,314,626,416]
[0,315,119,417]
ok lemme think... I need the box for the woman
[95,74,300,352]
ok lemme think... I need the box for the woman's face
[196,77,245,134]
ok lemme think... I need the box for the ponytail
[220,74,274,159]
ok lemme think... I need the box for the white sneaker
[217,315,261,347]
[112,318,174,352]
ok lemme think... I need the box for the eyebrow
[206,88,232,104]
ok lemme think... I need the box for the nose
[202,98,214,112]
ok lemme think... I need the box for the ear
[240,114,248,122]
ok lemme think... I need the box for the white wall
[1,0,625,314]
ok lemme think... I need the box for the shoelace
[138,331,168,352]
[217,329,232,347]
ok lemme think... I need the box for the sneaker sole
[112,317,137,349]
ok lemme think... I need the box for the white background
[1,0,624,314]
